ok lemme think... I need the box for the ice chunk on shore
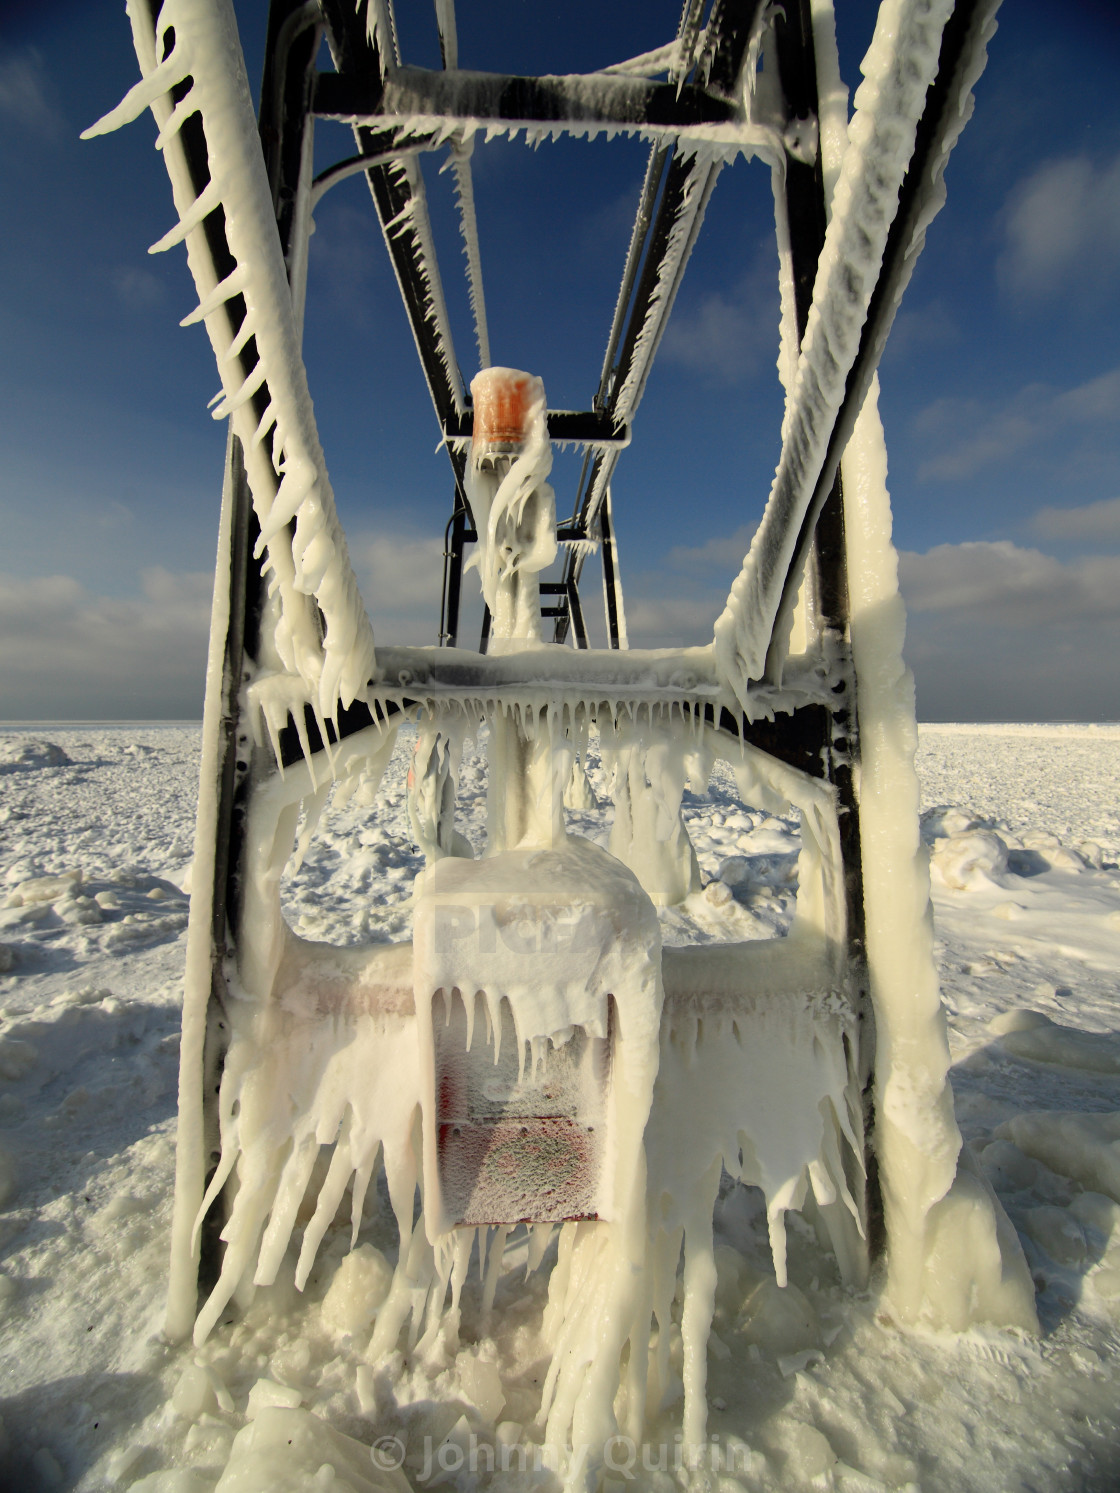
[321,1244,393,1336]
[457,1348,506,1424]
[773,1421,837,1484]
[0,739,72,774]
[931,830,1008,890]
[214,1407,411,1492]
[978,1138,1039,1194]
[989,1010,1120,1074]
[921,806,978,841]
[169,1362,220,1422]
[1070,1191,1120,1245]
[738,1278,821,1355]
[0,1039,37,1081]
[997,1112,1120,1203]
[5,870,81,906]
[1023,1206,1088,1267]
[245,1378,302,1419]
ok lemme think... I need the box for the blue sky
[1,0,1118,720]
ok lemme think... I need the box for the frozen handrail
[319,0,468,430]
[84,0,377,722]
[558,0,770,644]
[434,0,491,371]
[713,0,1001,706]
[449,139,491,370]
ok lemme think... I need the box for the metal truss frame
[134,0,996,1305]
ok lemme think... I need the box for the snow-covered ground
[1,721,1118,1492]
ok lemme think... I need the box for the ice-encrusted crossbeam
[84,0,377,722]
[714,0,1001,704]
[264,668,841,790]
[313,64,800,155]
[442,409,630,448]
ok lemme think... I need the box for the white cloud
[897,541,1120,720]
[913,364,1120,481]
[4,531,1115,724]
[0,532,453,718]
[1030,495,1120,546]
[0,525,469,717]
[111,265,167,312]
[349,530,446,643]
[0,48,64,142]
[623,594,725,648]
[621,531,1120,718]
[660,524,757,575]
[899,540,1120,626]
[999,151,1120,301]
[1057,364,1120,424]
[0,569,212,720]
[880,301,960,365]
[659,257,778,383]
[621,524,756,649]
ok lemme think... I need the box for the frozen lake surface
[1,721,1119,1491]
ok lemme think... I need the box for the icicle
[349,1142,381,1249]
[210,357,269,419]
[312,702,337,777]
[190,1104,240,1257]
[449,137,490,369]
[254,466,317,546]
[153,86,201,150]
[81,47,188,138]
[180,265,248,326]
[481,1226,509,1316]
[255,1132,325,1285]
[260,700,285,777]
[488,991,503,1065]
[148,178,223,254]
[290,780,331,875]
[449,1229,473,1315]
[528,1221,556,1276]
[293,708,316,790]
[680,1160,721,1451]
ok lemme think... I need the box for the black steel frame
[270,0,778,652]
[162,0,993,1300]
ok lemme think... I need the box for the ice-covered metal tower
[87,0,1037,1474]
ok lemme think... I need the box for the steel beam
[553,0,765,644]
[312,65,743,134]
[442,409,630,448]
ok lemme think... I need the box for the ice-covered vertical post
[466,367,563,852]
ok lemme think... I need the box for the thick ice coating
[466,367,557,644]
[84,0,377,732]
[715,0,1000,697]
[415,838,660,1057]
[88,0,1043,1484]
